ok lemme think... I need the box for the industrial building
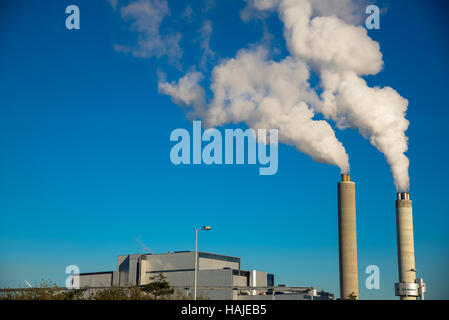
[76,251,333,300]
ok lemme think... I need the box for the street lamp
[194,226,211,300]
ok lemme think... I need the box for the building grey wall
[117,255,130,286]
[144,252,194,272]
[199,257,238,270]
[195,269,234,300]
[140,252,239,273]
[233,275,247,287]
[128,255,140,286]
[143,268,236,300]
[144,269,232,287]
[79,272,113,288]
[117,254,144,286]
[112,271,119,286]
[198,252,240,270]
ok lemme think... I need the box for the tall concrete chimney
[394,192,426,300]
[338,174,359,299]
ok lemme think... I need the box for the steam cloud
[270,0,410,191]
[157,0,410,191]
[159,48,350,173]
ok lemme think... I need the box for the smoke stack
[338,174,359,299]
[394,192,426,300]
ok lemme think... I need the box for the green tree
[141,273,174,298]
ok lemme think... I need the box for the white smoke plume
[158,71,206,118]
[159,48,350,173]
[158,0,411,190]
[274,0,410,191]
[234,0,410,191]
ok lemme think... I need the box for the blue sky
[0,0,448,300]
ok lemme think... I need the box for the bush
[1,277,192,300]
[0,279,84,300]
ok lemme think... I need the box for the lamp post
[194,226,211,300]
